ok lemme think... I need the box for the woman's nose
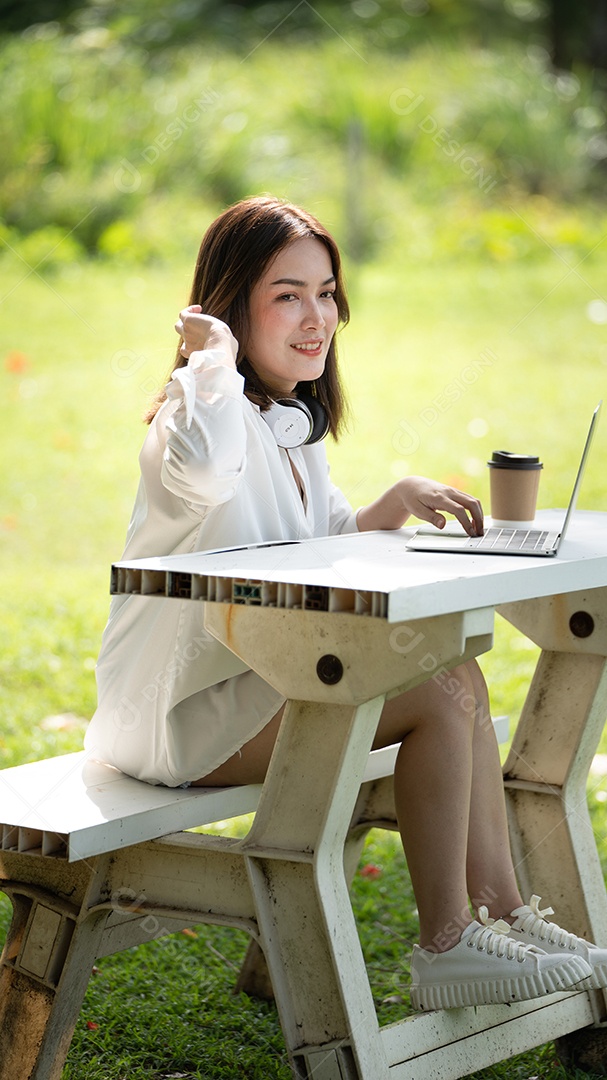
[301,298,325,329]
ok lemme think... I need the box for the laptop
[407,401,601,558]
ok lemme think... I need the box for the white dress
[84,349,359,786]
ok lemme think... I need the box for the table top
[112,510,607,623]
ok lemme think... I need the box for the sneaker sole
[410,954,591,1010]
[511,934,607,991]
[578,963,607,991]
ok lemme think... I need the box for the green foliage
[7,224,85,270]
[0,0,548,53]
[0,27,606,264]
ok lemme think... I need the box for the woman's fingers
[408,480,483,536]
[426,488,484,536]
[172,309,239,366]
[174,305,203,341]
[175,310,213,355]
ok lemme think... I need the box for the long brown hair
[145,196,350,437]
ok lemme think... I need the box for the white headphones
[262,392,330,448]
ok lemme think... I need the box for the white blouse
[84,350,359,786]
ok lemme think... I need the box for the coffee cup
[487,451,543,528]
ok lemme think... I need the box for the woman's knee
[422,664,481,735]
[374,663,481,748]
[432,656,479,717]
[463,657,489,705]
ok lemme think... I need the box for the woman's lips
[291,341,323,355]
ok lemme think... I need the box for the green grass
[2,245,607,1077]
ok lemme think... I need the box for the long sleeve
[161,349,247,509]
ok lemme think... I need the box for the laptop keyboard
[468,527,552,552]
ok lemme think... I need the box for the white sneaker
[410,908,592,1011]
[509,895,607,990]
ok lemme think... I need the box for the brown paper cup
[488,452,542,527]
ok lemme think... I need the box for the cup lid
[488,450,543,470]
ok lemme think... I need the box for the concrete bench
[0,716,509,863]
[0,717,512,1079]
[0,739,408,1079]
[0,742,405,863]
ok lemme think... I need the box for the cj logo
[114,158,142,193]
[113,696,141,732]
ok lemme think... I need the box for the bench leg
[0,887,107,1080]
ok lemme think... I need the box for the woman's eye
[276,290,335,302]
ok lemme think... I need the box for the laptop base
[408,526,561,557]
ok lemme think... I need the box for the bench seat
[0,744,398,863]
[0,715,510,864]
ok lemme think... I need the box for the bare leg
[465,661,523,921]
[191,703,286,787]
[378,665,476,951]
[377,663,523,942]
[193,661,522,949]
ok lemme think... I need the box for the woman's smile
[291,339,324,355]
[245,236,338,395]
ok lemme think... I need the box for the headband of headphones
[262,390,330,448]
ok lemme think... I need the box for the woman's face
[245,236,339,396]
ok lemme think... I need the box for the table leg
[239,696,391,1079]
[499,589,607,1069]
[503,649,607,941]
[234,773,398,1005]
[498,588,607,945]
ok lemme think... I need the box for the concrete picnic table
[1,509,607,1078]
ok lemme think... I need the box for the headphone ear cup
[297,391,330,444]
[262,393,330,447]
[263,398,313,448]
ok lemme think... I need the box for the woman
[85,196,606,1010]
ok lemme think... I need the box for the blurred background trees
[0,0,606,270]
[1,0,607,70]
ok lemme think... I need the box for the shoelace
[518,894,579,949]
[471,906,540,961]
